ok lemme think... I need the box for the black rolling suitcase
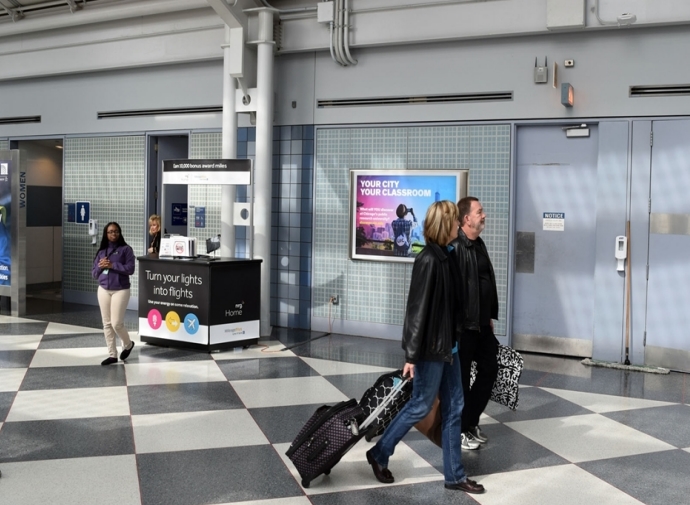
[359,369,413,441]
[286,377,409,488]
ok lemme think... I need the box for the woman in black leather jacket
[365,200,485,495]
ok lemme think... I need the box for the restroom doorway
[146,134,189,241]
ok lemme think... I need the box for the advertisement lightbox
[350,170,468,263]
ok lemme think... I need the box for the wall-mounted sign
[163,159,252,185]
[543,212,565,231]
[195,207,206,228]
[75,201,90,224]
[171,203,187,226]
[349,170,468,263]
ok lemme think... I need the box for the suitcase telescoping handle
[360,375,410,431]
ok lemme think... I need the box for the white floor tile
[274,441,442,495]
[231,376,349,408]
[132,409,269,453]
[505,413,675,463]
[0,455,141,505]
[216,498,311,505]
[471,464,645,505]
[0,334,43,351]
[0,368,27,391]
[124,360,227,386]
[299,357,396,376]
[30,347,115,367]
[541,387,676,413]
[212,340,296,360]
[6,386,130,421]
[43,322,102,335]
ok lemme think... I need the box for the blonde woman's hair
[423,200,459,246]
[148,214,161,235]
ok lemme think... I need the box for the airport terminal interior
[1,299,689,505]
[2,0,690,503]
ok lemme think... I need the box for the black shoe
[120,342,135,361]
[101,357,118,365]
[365,449,394,484]
[445,478,485,494]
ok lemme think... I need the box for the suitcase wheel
[365,433,373,442]
[324,469,331,475]
[302,479,310,488]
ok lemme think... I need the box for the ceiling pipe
[342,0,357,65]
[0,0,209,38]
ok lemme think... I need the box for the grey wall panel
[0,62,223,137]
[591,121,629,363]
[629,121,652,366]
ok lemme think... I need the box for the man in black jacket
[450,196,499,450]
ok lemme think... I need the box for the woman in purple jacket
[92,222,136,365]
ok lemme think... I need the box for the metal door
[513,125,599,356]
[645,120,690,371]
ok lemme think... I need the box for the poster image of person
[391,204,418,257]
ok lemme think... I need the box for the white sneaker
[461,432,481,450]
[468,426,488,444]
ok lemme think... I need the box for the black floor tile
[249,403,327,444]
[603,404,690,449]
[484,386,593,422]
[404,422,569,477]
[216,356,319,380]
[128,381,244,415]
[311,479,478,505]
[0,416,135,462]
[0,391,16,422]
[0,350,35,368]
[136,445,304,505]
[38,332,108,349]
[324,371,388,400]
[0,321,48,335]
[579,449,690,505]
[20,365,127,390]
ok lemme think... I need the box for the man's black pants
[459,325,499,432]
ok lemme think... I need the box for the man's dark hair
[457,196,479,224]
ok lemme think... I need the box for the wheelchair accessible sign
[543,212,565,231]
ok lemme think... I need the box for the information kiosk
[137,255,261,351]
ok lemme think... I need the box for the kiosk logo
[148,309,162,329]
[184,313,199,335]
[225,302,244,317]
[165,311,181,332]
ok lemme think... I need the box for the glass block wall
[188,126,315,329]
[63,136,146,298]
[0,140,8,150]
[313,125,511,335]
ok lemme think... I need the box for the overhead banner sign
[163,159,252,185]
[350,170,468,263]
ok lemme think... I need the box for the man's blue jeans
[369,356,467,485]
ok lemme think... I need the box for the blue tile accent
[303,125,314,139]
[247,128,256,141]
[302,155,314,170]
[302,140,314,154]
[237,142,247,157]
[291,125,303,139]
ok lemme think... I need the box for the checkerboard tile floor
[0,313,689,505]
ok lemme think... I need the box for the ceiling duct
[317,91,513,108]
[0,115,41,125]
[630,84,690,98]
[97,106,222,119]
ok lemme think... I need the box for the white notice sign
[543,212,565,231]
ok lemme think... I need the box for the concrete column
[221,25,237,257]
[254,8,275,336]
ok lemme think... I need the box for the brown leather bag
[414,397,442,447]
